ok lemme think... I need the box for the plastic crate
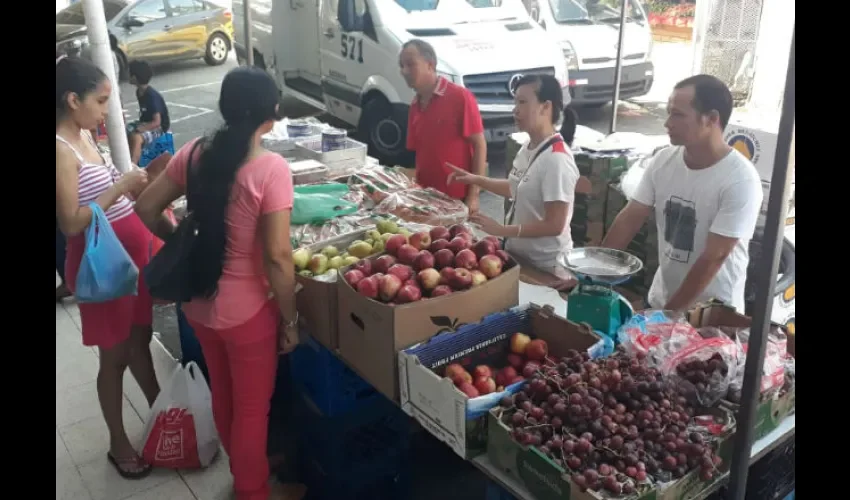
[299,458,410,500]
[139,132,175,168]
[295,390,411,488]
[746,436,795,500]
[486,480,517,500]
[289,335,379,416]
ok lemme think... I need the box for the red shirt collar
[413,76,450,104]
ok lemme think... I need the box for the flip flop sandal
[107,453,152,480]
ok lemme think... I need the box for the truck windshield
[56,0,130,25]
[546,0,645,25]
[394,0,502,12]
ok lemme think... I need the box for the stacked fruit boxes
[571,153,631,247]
[604,183,659,298]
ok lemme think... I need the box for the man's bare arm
[465,132,487,209]
[664,232,739,311]
[601,201,652,250]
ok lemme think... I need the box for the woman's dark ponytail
[189,122,256,299]
[560,106,578,147]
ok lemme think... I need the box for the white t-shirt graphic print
[632,146,763,312]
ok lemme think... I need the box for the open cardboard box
[399,304,600,459]
[688,301,795,440]
[338,254,521,402]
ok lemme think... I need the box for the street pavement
[124,44,692,356]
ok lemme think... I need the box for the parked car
[56,0,234,80]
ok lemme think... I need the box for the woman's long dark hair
[56,55,107,128]
[188,67,281,299]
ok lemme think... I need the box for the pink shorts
[65,212,154,350]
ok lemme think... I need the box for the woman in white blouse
[448,74,580,278]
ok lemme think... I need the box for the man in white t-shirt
[603,75,762,312]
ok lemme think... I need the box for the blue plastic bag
[75,203,139,303]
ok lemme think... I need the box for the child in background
[127,60,171,165]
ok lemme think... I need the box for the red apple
[378,274,402,302]
[451,372,473,386]
[510,375,525,385]
[470,270,488,287]
[448,237,470,254]
[445,363,468,381]
[478,254,504,279]
[458,232,475,243]
[506,353,524,369]
[439,267,456,285]
[510,332,532,355]
[449,268,473,290]
[473,376,496,395]
[495,366,518,387]
[473,239,497,259]
[344,269,366,287]
[495,249,511,265]
[428,239,450,253]
[484,235,502,248]
[353,259,372,276]
[403,279,419,289]
[429,226,451,242]
[417,268,441,291]
[373,254,397,275]
[526,339,549,361]
[397,244,419,265]
[449,224,470,239]
[413,250,435,272]
[395,284,422,303]
[356,276,379,299]
[473,365,492,379]
[385,234,408,256]
[433,249,455,270]
[454,249,478,270]
[522,361,541,378]
[387,264,413,282]
[431,285,453,297]
[408,231,432,251]
[458,382,480,398]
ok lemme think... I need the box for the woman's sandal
[106,453,153,480]
[56,284,72,302]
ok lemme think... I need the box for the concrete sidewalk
[56,300,233,500]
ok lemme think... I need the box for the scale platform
[559,248,644,338]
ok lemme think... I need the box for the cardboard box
[487,405,735,500]
[337,259,522,402]
[399,304,599,459]
[688,302,796,440]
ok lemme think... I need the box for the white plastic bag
[139,362,219,469]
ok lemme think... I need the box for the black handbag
[144,140,204,302]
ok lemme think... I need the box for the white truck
[232,0,569,163]
[520,0,655,106]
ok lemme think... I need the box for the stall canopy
[80,0,132,173]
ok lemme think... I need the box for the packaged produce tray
[294,136,368,173]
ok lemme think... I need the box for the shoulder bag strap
[504,135,564,228]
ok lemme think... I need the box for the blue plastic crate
[298,457,411,500]
[289,335,379,416]
[486,480,517,500]
[139,132,175,167]
[296,390,410,484]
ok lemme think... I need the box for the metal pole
[81,0,132,173]
[608,0,628,134]
[727,25,795,500]
[244,0,254,66]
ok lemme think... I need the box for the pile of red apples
[445,333,550,399]
[342,224,511,305]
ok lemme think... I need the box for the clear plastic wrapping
[373,187,469,226]
[347,166,416,204]
[662,337,739,407]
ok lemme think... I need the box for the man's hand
[663,232,739,311]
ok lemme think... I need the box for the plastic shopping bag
[140,362,219,469]
[75,203,139,303]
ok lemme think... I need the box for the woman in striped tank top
[56,56,160,479]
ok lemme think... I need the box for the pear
[376,219,399,235]
[321,245,339,259]
[366,229,382,242]
[292,248,312,270]
[380,233,394,243]
[308,254,329,275]
[298,270,313,277]
[371,239,385,253]
[347,240,373,259]
[328,256,344,270]
[399,228,412,237]
[342,256,359,266]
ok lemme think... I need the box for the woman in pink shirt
[134,68,301,500]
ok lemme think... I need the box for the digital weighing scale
[559,247,644,340]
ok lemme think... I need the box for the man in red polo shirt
[401,39,487,213]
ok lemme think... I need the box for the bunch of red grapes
[497,348,724,496]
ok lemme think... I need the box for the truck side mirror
[124,17,145,29]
